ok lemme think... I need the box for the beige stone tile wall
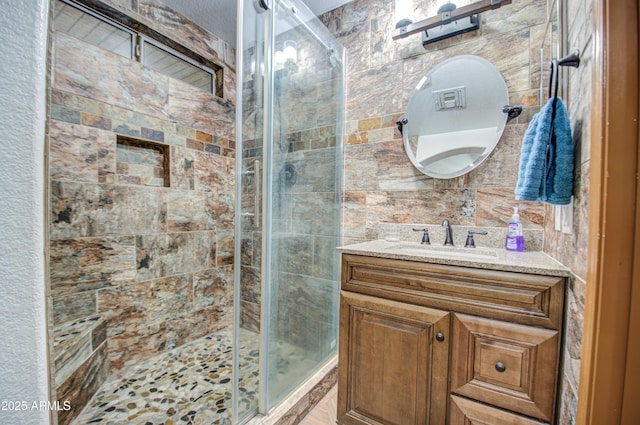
[324,0,553,244]
[47,2,236,422]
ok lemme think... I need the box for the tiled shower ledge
[54,316,105,388]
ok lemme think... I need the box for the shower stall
[234,0,345,422]
[46,0,343,422]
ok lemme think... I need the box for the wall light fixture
[283,40,297,63]
[392,0,512,46]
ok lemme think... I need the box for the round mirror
[402,55,509,179]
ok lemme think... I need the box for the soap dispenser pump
[505,207,525,252]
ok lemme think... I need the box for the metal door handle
[254,160,260,229]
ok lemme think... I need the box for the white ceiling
[161,0,352,48]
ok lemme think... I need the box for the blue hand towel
[515,98,574,205]
[515,107,546,202]
[545,98,574,204]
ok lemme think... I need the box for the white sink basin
[386,243,499,260]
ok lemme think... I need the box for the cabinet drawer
[449,395,549,425]
[341,254,565,329]
[451,313,559,422]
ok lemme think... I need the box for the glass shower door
[263,0,344,410]
[234,0,266,422]
[235,0,345,421]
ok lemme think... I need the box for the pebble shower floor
[71,328,260,425]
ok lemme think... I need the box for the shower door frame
[234,0,346,422]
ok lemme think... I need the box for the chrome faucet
[442,219,454,246]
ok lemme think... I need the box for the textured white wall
[0,0,51,424]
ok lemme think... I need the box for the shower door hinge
[258,0,272,11]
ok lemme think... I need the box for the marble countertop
[338,239,572,277]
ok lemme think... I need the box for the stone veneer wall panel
[55,34,237,139]
[51,181,168,239]
[50,236,137,296]
[47,1,236,422]
[168,79,236,139]
[55,342,110,425]
[49,120,116,183]
[98,273,195,369]
[136,0,233,63]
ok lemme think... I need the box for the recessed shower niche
[116,136,171,187]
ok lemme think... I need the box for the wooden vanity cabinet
[337,253,566,425]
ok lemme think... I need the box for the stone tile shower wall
[322,0,553,245]
[47,1,235,423]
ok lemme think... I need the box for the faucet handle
[464,230,488,248]
[412,228,430,245]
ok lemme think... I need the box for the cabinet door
[451,313,559,422]
[337,291,450,425]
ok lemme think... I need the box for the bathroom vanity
[336,240,570,425]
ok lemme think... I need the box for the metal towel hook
[547,49,580,135]
[558,50,581,68]
[549,50,581,100]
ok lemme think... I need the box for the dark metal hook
[549,50,580,100]
[396,118,408,135]
[503,105,522,120]
[548,60,559,100]
[558,50,581,68]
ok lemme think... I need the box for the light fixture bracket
[422,14,479,46]
[391,0,512,41]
